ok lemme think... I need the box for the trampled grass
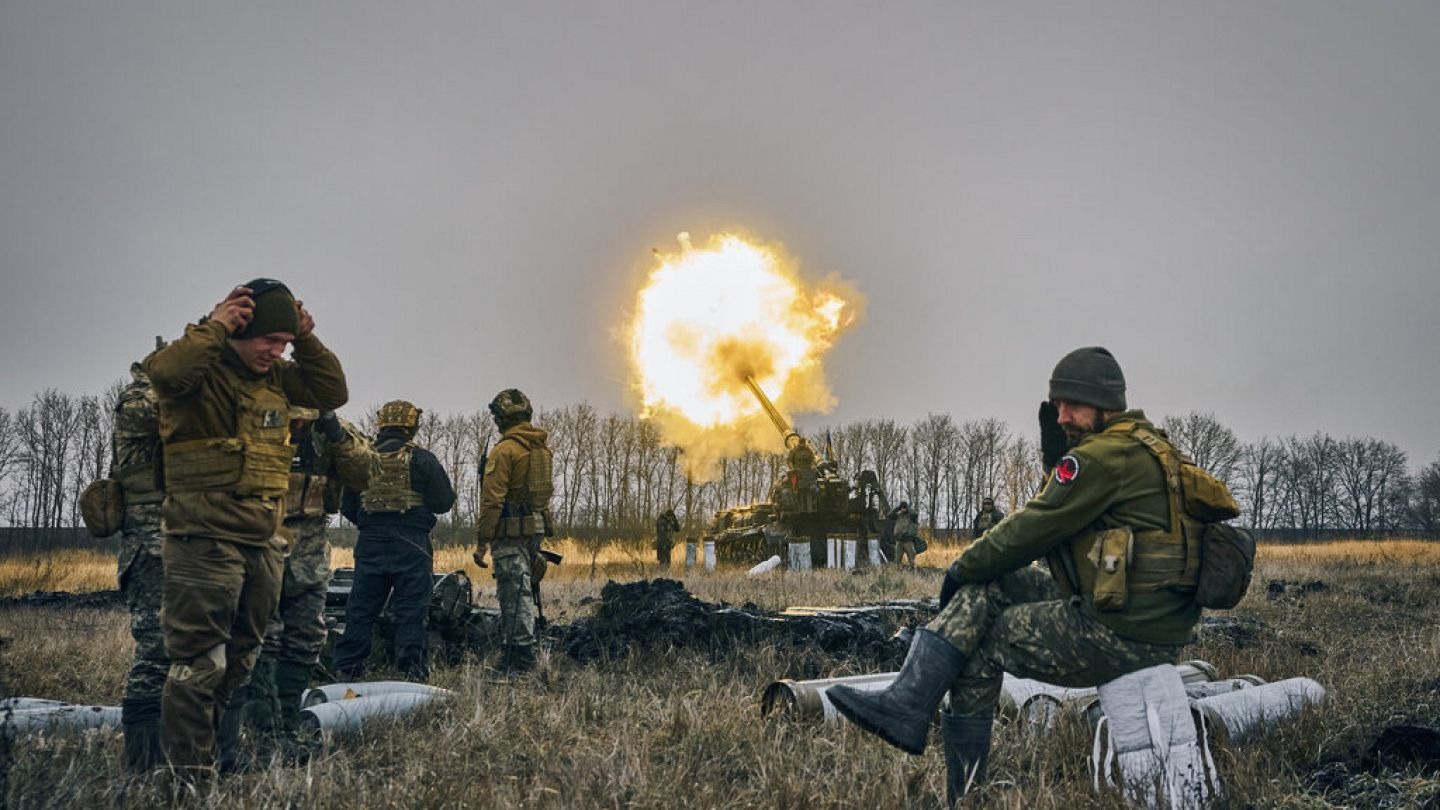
[2,539,1438,807]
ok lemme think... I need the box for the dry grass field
[2,539,1438,808]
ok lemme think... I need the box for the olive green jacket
[145,319,348,544]
[949,410,1201,646]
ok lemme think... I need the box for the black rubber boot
[827,628,966,755]
[272,661,314,763]
[940,709,993,805]
[121,696,165,774]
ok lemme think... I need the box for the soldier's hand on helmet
[295,299,315,338]
[316,410,346,442]
[210,286,255,335]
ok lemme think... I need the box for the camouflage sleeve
[950,445,1121,584]
[143,320,228,397]
[320,420,378,490]
[477,442,514,540]
[276,333,349,411]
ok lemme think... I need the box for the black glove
[1039,401,1068,472]
[939,568,962,609]
[316,410,346,442]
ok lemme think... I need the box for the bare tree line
[2,386,1438,540]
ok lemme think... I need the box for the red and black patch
[1055,454,1081,484]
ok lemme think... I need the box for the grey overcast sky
[2,2,1437,464]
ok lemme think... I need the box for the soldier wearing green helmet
[828,346,1232,805]
[475,388,554,673]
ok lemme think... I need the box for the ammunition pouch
[163,437,292,499]
[1070,526,1197,611]
[501,513,544,539]
[285,472,328,519]
[114,461,163,506]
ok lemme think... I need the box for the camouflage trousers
[160,534,284,768]
[260,517,330,665]
[895,537,918,568]
[118,508,167,703]
[492,540,536,650]
[928,566,1183,715]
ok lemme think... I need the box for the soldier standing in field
[971,496,1005,536]
[887,502,920,568]
[244,408,376,756]
[112,348,168,773]
[828,347,1225,804]
[473,389,554,673]
[145,281,347,776]
[333,400,455,682]
[654,508,680,568]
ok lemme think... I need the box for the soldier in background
[827,347,1217,804]
[243,408,376,756]
[654,508,680,568]
[473,389,554,673]
[334,400,455,682]
[971,496,1005,536]
[145,280,347,774]
[887,502,920,569]
[113,346,167,773]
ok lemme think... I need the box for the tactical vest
[162,369,292,500]
[499,435,553,537]
[975,510,997,532]
[285,433,329,519]
[361,443,425,514]
[1066,422,1240,610]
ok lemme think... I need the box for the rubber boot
[827,628,966,755]
[940,709,993,805]
[121,696,165,774]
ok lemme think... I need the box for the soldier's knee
[168,642,228,689]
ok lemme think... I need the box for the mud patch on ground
[0,590,123,610]
[1267,579,1328,600]
[557,579,933,668]
[1197,615,1266,648]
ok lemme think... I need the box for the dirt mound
[556,579,929,667]
[0,590,123,610]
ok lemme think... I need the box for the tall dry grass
[2,539,1439,807]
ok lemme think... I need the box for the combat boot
[244,656,281,741]
[120,696,165,774]
[273,660,313,741]
[216,693,253,774]
[499,644,536,674]
[940,709,993,805]
[827,628,965,755]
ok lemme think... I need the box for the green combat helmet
[377,400,422,430]
[488,389,533,428]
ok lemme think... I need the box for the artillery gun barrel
[743,376,802,448]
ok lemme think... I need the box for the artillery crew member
[335,400,455,682]
[828,347,1233,804]
[245,408,375,754]
[971,496,1005,536]
[111,349,168,773]
[144,281,347,774]
[888,502,921,569]
[474,388,554,673]
[654,508,680,568]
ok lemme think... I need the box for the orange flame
[626,232,861,479]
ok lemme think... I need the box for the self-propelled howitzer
[703,377,892,567]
